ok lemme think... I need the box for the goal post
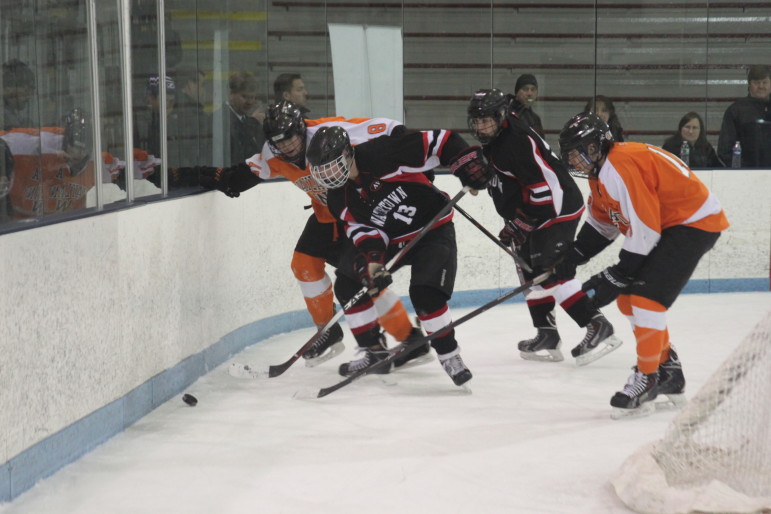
[612,310,771,514]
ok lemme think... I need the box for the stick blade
[291,387,322,400]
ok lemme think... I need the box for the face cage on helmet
[468,114,503,144]
[268,132,305,163]
[561,143,598,180]
[310,151,351,189]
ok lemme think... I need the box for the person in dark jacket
[508,74,544,138]
[717,65,771,167]
[662,112,723,168]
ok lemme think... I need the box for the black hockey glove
[582,266,633,308]
[449,146,492,191]
[353,251,392,297]
[499,215,537,248]
[198,166,241,198]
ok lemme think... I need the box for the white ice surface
[1,292,769,514]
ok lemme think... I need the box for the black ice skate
[338,340,392,377]
[655,348,687,410]
[518,327,563,363]
[571,313,622,366]
[393,327,434,369]
[438,349,472,386]
[304,322,345,367]
[610,369,659,419]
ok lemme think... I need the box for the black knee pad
[409,284,450,318]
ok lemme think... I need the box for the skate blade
[304,342,345,368]
[228,362,267,379]
[574,335,623,367]
[520,348,564,363]
[378,375,398,386]
[655,393,687,411]
[393,353,435,370]
[611,401,655,420]
[292,387,321,400]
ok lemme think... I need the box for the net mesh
[613,310,771,514]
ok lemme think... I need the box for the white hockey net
[612,310,771,514]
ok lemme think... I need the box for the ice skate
[518,327,563,362]
[438,348,472,386]
[393,327,434,369]
[655,348,687,410]
[610,369,659,420]
[338,340,392,377]
[304,322,345,367]
[571,313,622,366]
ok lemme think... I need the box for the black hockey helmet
[467,88,508,144]
[558,112,614,178]
[306,125,353,189]
[263,100,306,163]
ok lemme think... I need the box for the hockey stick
[453,204,532,273]
[310,270,553,398]
[265,185,472,378]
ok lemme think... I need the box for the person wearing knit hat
[510,73,544,137]
[515,74,538,94]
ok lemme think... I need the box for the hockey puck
[182,393,198,407]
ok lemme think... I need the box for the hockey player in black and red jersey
[305,125,493,386]
[189,101,426,368]
[466,88,621,365]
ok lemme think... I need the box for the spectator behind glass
[662,112,723,168]
[273,73,309,115]
[717,65,771,167]
[508,73,544,137]
[584,95,625,142]
[136,73,185,168]
[2,59,36,130]
[225,71,265,165]
[175,68,213,166]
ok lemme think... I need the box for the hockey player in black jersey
[306,125,493,386]
[466,88,621,365]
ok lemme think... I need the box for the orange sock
[374,289,413,341]
[630,295,668,374]
[292,251,334,326]
[305,285,334,326]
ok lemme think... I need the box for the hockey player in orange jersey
[556,112,729,418]
[193,101,427,368]
[1,108,122,218]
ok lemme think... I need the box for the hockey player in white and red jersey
[557,112,729,417]
[192,101,425,367]
[466,89,621,365]
[306,125,493,386]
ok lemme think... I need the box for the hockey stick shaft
[315,270,552,398]
[453,204,532,273]
[267,186,471,377]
